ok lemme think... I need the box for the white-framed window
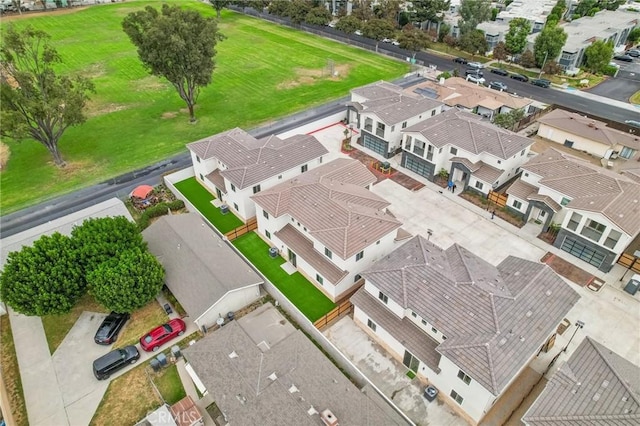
[421,319,427,326]
[378,291,388,304]
[356,250,364,261]
[450,147,458,155]
[233,203,238,211]
[475,181,484,190]
[196,156,201,163]
[411,311,417,318]
[581,219,606,242]
[402,121,408,129]
[567,212,582,231]
[561,197,570,206]
[316,274,324,284]
[354,274,362,282]
[431,327,438,333]
[325,247,332,259]
[263,210,269,219]
[199,173,204,180]
[457,370,472,385]
[278,175,283,179]
[230,183,236,192]
[301,164,308,173]
[603,229,622,249]
[367,319,377,332]
[265,230,271,239]
[450,390,464,405]
[431,109,436,116]
[512,200,522,209]
[253,184,261,194]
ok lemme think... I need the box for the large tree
[459,29,489,56]
[123,4,225,122]
[397,25,430,59]
[374,0,401,21]
[458,0,492,36]
[363,18,397,48]
[584,40,614,74]
[336,15,363,34]
[0,233,85,316]
[0,26,95,168]
[533,25,567,68]
[492,41,508,62]
[504,17,531,56]
[288,0,312,25]
[209,0,229,19]
[305,6,332,26]
[411,0,450,24]
[88,248,165,313]
[493,109,524,131]
[627,28,640,47]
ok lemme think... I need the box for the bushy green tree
[411,0,450,23]
[287,0,312,25]
[363,18,397,43]
[505,17,531,55]
[533,25,567,67]
[627,27,640,47]
[520,49,536,68]
[0,233,85,316]
[305,6,332,26]
[88,248,165,313]
[584,40,614,73]
[492,41,508,62]
[209,0,229,19]
[493,109,524,130]
[458,0,492,35]
[397,25,430,58]
[335,15,363,34]
[268,0,289,16]
[459,29,489,56]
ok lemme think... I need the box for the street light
[563,320,584,353]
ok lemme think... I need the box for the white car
[391,40,400,46]
[466,74,485,84]
[467,62,484,69]
[354,30,363,36]
[382,38,391,43]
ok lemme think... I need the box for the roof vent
[499,337,507,346]
[526,310,532,317]
[289,384,299,393]
[519,336,525,342]
[236,394,247,404]
[601,380,609,388]
[228,351,238,359]
[622,396,629,402]
[444,294,451,300]
[268,372,278,381]
[545,290,552,296]
[593,392,601,401]
[308,406,318,416]
[320,409,339,426]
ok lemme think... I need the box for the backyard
[0,0,408,214]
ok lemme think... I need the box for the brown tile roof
[252,159,402,259]
[538,109,640,150]
[527,193,562,212]
[474,162,503,184]
[506,179,538,200]
[205,169,226,193]
[360,235,580,396]
[360,95,443,126]
[404,108,533,160]
[523,148,640,235]
[351,287,441,373]
[170,396,201,426]
[522,337,640,426]
[275,224,348,284]
[187,128,328,189]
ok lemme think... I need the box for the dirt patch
[161,112,178,119]
[277,64,351,89]
[0,142,11,171]
[81,62,107,80]
[134,76,169,93]
[113,301,167,349]
[540,252,595,287]
[86,101,130,117]
[0,6,89,21]
[55,159,102,178]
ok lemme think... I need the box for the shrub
[138,200,185,230]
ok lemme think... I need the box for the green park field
[0,0,407,213]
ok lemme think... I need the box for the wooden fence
[487,190,508,208]
[617,252,640,274]
[224,217,258,241]
[313,300,353,330]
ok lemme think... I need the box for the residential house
[142,214,263,331]
[183,303,405,426]
[351,235,580,425]
[537,108,640,160]
[251,158,404,302]
[347,81,444,158]
[505,148,640,272]
[407,78,539,119]
[400,108,534,192]
[522,337,640,425]
[187,128,328,220]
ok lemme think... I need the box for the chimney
[320,409,339,426]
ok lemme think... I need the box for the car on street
[140,318,186,352]
[467,61,484,69]
[382,38,391,43]
[510,73,529,82]
[93,345,140,380]
[94,312,130,345]
[625,49,640,57]
[531,78,551,88]
[625,120,640,128]
[466,74,485,84]
[391,39,400,46]
[354,30,363,36]
[613,54,633,62]
[489,81,507,91]
[489,67,509,76]
[465,69,484,77]
[453,57,468,64]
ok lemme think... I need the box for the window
[413,140,426,157]
[620,146,636,159]
[378,292,388,304]
[253,184,261,194]
[316,274,324,285]
[364,117,373,132]
[196,156,201,163]
[278,175,283,179]
[354,274,362,282]
[319,156,323,163]
[497,160,502,164]
[233,203,238,211]
[265,230,271,239]
[561,197,570,206]
[356,250,364,261]
[402,121,408,129]
[263,210,269,219]
[199,173,204,181]
[450,147,458,155]
[301,164,308,173]
[603,229,622,249]
[421,319,427,326]
[367,319,377,332]
[521,149,525,156]
[404,135,412,150]
[524,172,529,177]
[431,327,438,333]
[411,311,417,318]
[457,370,472,385]
[512,200,522,209]
[391,125,395,132]
[442,335,447,340]
[431,109,436,116]
[426,144,434,161]
[581,219,606,242]
[475,181,484,190]
[376,122,386,138]
[230,183,236,192]
[376,240,380,245]
[567,212,582,231]
[450,390,464,405]
[325,247,332,259]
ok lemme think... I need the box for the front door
[288,249,297,267]
[216,188,222,199]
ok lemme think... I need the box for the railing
[224,216,258,241]
[313,300,353,330]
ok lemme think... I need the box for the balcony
[413,146,425,157]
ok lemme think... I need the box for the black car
[613,54,633,62]
[489,67,509,76]
[531,78,551,88]
[465,69,484,77]
[93,345,140,380]
[453,57,468,64]
[94,312,130,345]
[510,73,529,82]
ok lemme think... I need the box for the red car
[139,318,186,352]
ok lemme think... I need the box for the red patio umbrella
[131,185,154,199]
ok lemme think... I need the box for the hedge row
[138,200,185,230]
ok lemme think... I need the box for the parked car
[466,74,485,84]
[531,78,551,88]
[382,38,391,43]
[94,312,130,345]
[613,54,633,62]
[354,30,363,36]
[453,57,468,64]
[93,345,140,380]
[467,61,484,69]
[625,49,640,57]
[139,318,186,352]
[623,274,640,296]
[625,120,640,128]
[489,67,509,76]
[465,69,484,77]
[510,73,529,82]
[391,40,400,46]
[489,81,507,91]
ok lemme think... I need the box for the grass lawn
[153,364,186,405]
[492,62,606,88]
[0,315,29,426]
[232,232,335,322]
[114,299,168,349]
[41,292,110,355]
[427,43,490,63]
[173,177,243,233]
[0,1,408,214]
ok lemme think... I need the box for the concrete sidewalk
[176,359,215,426]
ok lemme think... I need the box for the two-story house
[351,235,580,425]
[251,158,404,302]
[537,108,640,160]
[400,108,533,191]
[505,148,640,272]
[347,81,444,159]
[187,128,328,220]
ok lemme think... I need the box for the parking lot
[588,53,640,102]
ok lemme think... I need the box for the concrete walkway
[175,359,215,426]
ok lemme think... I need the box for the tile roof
[350,80,405,101]
[404,108,533,160]
[527,193,562,212]
[360,95,443,126]
[538,109,640,150]
[523,148,640,235]
[142,214,263,321]
[252,159,402,259]
[205,169,226,193]
[522,337,640,426]
[187,128,328,189]
[359,235,580,396]
[506,179,538,200]
[474,162,503,184]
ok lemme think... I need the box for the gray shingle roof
[523,148,640,235]
[359,235,580,396]
[252,159,402,259]
[350,80,405,101]
[142,214,263,321]
[404,108,533,160]
[360,95,443,126]
[522,337,640,426]
[538,109,640,150]
[187,128,328,189]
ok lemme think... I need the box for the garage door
[402,152,434,180]
[560,236,605,268]
[363,133,389,157]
